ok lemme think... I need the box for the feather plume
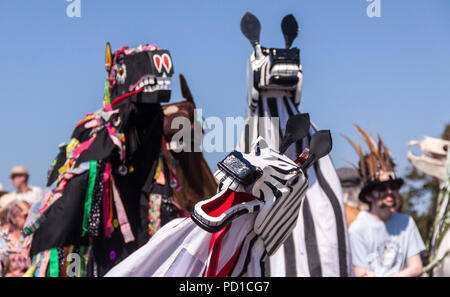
[341,134,367,182]
[354,125,388,171]
[345,160,360,174]
[366,153,378,180]
[375,130,393,171]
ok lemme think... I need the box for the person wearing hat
[9,166,43,206]
[343,125,425,277]
[337,167,368,227]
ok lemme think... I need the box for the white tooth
[144,79,149,85]
[164,79,170,85]
[149,77,155,84]
[157,79,163,85]
[139,82,144,88]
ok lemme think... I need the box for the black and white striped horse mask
[191,115,332,256]
[241,12,303,110]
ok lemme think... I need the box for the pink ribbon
[103,163,112,238]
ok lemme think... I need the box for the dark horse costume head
[105,42,174,106]
[25,42,182,277]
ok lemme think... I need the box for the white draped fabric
[237,91,353,276]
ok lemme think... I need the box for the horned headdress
[342,125,403,203]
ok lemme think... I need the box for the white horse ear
[250,136,271,153]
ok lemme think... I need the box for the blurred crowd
[0,166,42,277]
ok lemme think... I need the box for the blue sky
[0,0,449,192]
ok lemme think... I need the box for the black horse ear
[301,130,332,170]
[240,12,261,47]
[105,42,112,72]
[279,113,310,154]
[179,74,195,106]
[281,14,299,49]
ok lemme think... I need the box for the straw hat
[0,193,18,213]
[10,166,29,179]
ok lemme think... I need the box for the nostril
[288,175,299,186]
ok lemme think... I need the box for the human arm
[387,253,423,277]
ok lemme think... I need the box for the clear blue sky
[0,1,449,192]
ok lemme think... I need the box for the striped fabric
[237,91,353,276]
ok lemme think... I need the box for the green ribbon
[82,160,98,237]
[79,246,85,277]
[49,248,59,277]
[104,80,111,106]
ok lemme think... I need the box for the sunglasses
[373,182,400,193]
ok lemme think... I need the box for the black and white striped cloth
[237,91,353,277]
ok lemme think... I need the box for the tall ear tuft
[179,74,195,106]
[279,113,310,154]
[240,12,261,48]
[105,42,112,72]
[281,14,299,49]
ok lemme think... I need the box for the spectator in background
[0,183,7,198]
[337,167,367,227]
[343,125,425,277]
[9,166,43,205]
[0,198,31,277]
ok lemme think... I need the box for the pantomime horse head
[242,13,303,112]
[161,75,218,212]
[25,43,182,277]
[408,136,450,276]
[106,114,334,277]
[237,12,351,277]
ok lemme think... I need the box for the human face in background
[10,175,27,192]
[368,182,401,210]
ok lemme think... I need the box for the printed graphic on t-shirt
[367,240,402,275]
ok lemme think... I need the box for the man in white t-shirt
[9,166,43,205]
[343,125,425,277]
[349,181,425,277]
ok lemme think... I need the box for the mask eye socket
[111,114,121,127]
[116,64,127,84]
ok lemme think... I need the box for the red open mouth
[191,188,260,233]
[111,87,144,107]
[200,189,255,217]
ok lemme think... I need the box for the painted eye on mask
[116,64,127,84]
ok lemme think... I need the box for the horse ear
[179,74,195,106]
[240,12,261,48]
[105,42,112,72]
[281,14,299,49]
[301,130,332,170]
[279,113,310,154]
